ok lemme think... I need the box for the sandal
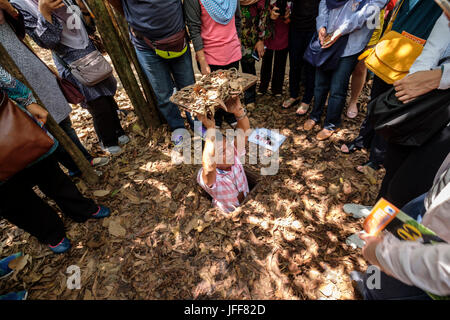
[340,142,362,154]
[356,161,380,173]
[296,103,309,115]
[346,103,359,119]
[282,97,299,109]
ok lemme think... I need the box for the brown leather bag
[0,91,54,181]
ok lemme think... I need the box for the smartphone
[251,50,260,61]
[435,0,450,16]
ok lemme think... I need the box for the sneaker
[172,135,186,165]
[91,205,111,219]
[48,237,71,254]
[0,291,28,300]
[0,252,22,279]
[118,135,130,145]
[343,204,373,219]
[100,143,122,155]
[90,157,109,167]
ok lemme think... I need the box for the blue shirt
[121,0,185,51]
[316,0,389,57]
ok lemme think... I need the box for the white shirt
[409,13,450,90]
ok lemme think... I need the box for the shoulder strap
[385,0,406,34]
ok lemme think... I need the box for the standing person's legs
[86,96,122,148]
[347,60,367,118]
[240,55,257,105]
[323,54,359,131]
[134,47,186,131]
[34,156,99,222]
[286,30,315,111]
[54,117,93,173]
[259,48,274,94]
[343,76,392,152]
[382,125,450,208]
[105,96,126,138]
[0,157,97,245]
[169,49,196,129]
[309,67,331,125]
[288,29,304,102]
[270,47,289,95]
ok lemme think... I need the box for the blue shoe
[0,291,28,300]
[91,205,110,219]
[0,252,22,279]
[48,237,71,254]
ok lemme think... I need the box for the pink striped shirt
[197,148,249,213]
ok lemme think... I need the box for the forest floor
[0,44,386,300]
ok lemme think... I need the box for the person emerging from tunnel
[197,96,251,213]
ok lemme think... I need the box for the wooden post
[0,43,99,185]
[85,0,160,129]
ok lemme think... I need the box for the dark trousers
[240,55,257,104]
[362,269,431,300]
[86,95,125,147]
[259,47,289,95]
[209,61,239,127]
[54,117,93,173]
[289,29,315,104]
[310,53,359,130]
[352,76,391,166]
[0,156,98,246]
[378,125,450,208]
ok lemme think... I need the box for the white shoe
[90,157,109,167]
[118,135,130,145]
[100,143,122,155]
[343,204,373,219]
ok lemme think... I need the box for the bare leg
[347,60,367,118]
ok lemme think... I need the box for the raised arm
[11,0,64,50]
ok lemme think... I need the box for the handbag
[303,33,349,71]
[63,50,114,87]
[303,0,368,71]
[0,91,55,181]
[368,87,450,146]
[358,0,425,84]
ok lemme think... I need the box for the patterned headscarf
[200,0,237,25]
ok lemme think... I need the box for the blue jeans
[401,193,427,222]
[289,29,315,104]
[310,53,359,130]
[134,46,195,131]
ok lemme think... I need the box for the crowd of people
[0,0,449,300]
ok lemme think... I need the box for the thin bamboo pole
[0,42,99,184]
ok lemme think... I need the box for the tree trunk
[0,43,99,185]
[85,0,161,130]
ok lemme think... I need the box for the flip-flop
[346,105,358,119]
[296,104,309,115]
[340,142,362,154]
[356,161,380,173]
[346,110,358,119]
[282,98,299,109]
